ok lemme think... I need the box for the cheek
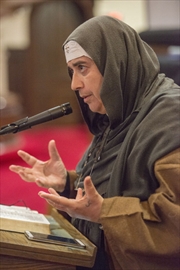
[94,82,103,100]
[91,76,103,95]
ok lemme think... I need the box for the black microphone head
[63,102,73,115]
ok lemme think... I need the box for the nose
[71,73,83,91]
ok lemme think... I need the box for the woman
[10,16,180,270]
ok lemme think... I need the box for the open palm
[9,140,67,192]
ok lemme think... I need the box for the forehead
[67,56,93,68]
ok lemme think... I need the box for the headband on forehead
[64,40,92,63]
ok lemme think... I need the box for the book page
[0,204,49,224]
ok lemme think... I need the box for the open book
[0,204,50,234]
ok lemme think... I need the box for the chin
[89,107,106,114]
[87,102,106,114]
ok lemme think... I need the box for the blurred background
[0,0,179,213]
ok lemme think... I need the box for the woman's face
[67,56,106,114]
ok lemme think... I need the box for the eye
[68,67,73,79]
[78,64,87,74]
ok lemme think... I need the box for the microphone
[0,102,72,135]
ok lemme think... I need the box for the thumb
[48,140,60,161]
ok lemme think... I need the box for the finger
[39,197,56,209]
[9,165,25,173]
[35,178,47,187]
[38,191,51,199]
[76,188,83,200]
[44,199,65,212]
[48,140,61,162]
[9,165,35,182]
[18,170,36,182]
[84,176,96,197]
[38,192,64,209]
[17,150,39,167]
[38,190,69,206]
[38,190,60,200]
[48,188,59,196]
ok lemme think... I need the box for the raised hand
[38,176,104,223]
[9,140,67,192]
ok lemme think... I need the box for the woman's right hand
[9,140,67,192]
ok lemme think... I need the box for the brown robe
[101,148,180,270]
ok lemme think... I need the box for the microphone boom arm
[0,102,72,135]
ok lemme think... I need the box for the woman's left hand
[38,176,103,223]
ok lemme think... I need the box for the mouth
[81,95,92,103]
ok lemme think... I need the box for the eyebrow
[71,60,87,67]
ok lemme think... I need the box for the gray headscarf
[63,15,161,131]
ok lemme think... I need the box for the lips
[81,94,92,103]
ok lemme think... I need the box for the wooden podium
[0,209,97,270]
